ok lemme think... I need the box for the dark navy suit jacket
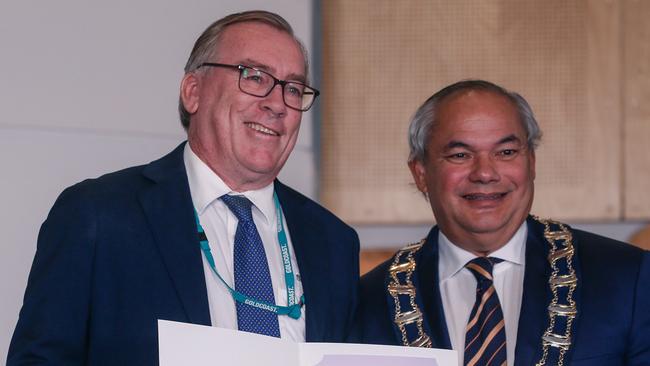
[8,143,360,365]
[351,217,650,365]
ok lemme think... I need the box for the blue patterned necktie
[221,194,280,337]
[464,257,507,366]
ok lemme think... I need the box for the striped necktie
[221,194,281,337]
[464,257,507,366]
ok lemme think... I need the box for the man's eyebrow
[442,134,522,151]
[497,134,523,145]
[286,73,306,84]
[443,140,471,151]
[240,58,306,83]
[240,58,272,72]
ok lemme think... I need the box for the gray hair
[408,79,542,163]
[178,10,310,130]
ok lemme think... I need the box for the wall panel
[623,0,650,219]
[322,0,623,224]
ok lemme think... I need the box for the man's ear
[408,159,428,194]
[180,73,200,114]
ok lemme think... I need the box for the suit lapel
[417,219,565,364]
[138,143,211,326]
[514,218,552,366]
[418,228,453,349]
[274,181,329,342]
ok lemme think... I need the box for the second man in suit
[351,80,649,366]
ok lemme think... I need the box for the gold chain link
[387,239,432,347]
[534,217,577,366]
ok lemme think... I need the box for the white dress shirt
[438,223,527,366]
[183,144,306,341]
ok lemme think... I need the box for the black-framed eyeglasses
[197,63,320,112]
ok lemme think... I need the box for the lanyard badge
[195,191,304,319]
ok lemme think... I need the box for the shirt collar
[438,221,527,281]
[184,143,275,224]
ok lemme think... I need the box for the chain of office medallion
[388,217,577,366]
[533,217,577,366]
[387,239,432,348]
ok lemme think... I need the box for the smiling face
[181,22,305,191]
[408,90,536,254]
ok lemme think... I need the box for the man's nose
[260,83,287,117]
[469,155,500,183]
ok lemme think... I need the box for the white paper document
[158,320,457,366]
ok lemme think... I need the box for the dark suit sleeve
[627,251,650,365]
[343,228,361,342]
[347,260,399,346]
[7,185,95,365]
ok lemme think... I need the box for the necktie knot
[221,194,254,222]
[465,256,503,283]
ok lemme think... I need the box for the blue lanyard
[195,192,304,319]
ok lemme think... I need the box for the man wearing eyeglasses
[8,10,359,365]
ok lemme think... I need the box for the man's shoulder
[360,230,438,292]
[53,144,185,211]
[571,227,637,250]
[45,165,148,227]
[571,226,646,271]
[529,217,642,255]
[528,217,646,275]
[360,257,392,294]
[57,163,149,204]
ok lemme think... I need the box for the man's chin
[241,162,284,183]
[460,215,512,235]
[466,212,529,235]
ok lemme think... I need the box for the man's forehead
[432,91,526,145]
[215,22,306,79]
[440,89,515,112]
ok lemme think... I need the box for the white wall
[0,0,315,360]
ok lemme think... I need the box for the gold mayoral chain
[386,239,431,348]
[387,217,578,366]
[533,216,578,366]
